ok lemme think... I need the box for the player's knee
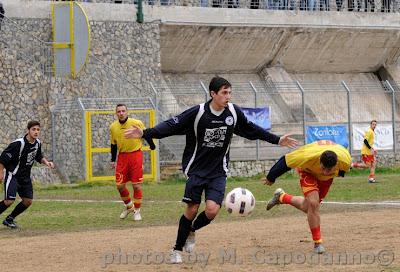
[204,206,219,220]
[3,199,14,206]
[186,204,200,218]
[22,199,33,206]
[116,184,126,192]
[308,200,320,211]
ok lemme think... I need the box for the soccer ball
[224,187,255,216]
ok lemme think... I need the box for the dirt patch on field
[1,208,399,272]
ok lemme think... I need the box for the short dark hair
[116,104,128,110]
[320,150,338,169]
[371,120,377,124]
[209,76,231,96]
[27,120,40,130]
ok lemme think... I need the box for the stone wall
[0,18,162,182]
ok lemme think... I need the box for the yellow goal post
[80,98,158,182]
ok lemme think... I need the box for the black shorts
[182,175,226,206]
[3,171,33,200]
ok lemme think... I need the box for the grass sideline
[0,168,399,238]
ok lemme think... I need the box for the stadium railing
[47,0,400,13]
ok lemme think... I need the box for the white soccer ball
[224,187,255,216]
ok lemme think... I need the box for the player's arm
[263,156,292,186]
[111,144,117,162]
[35,144,54,168]
[110,127,117,168]
[0,142,20,167]
[136,120,156,150]
[0,163,4,183]
[233,105,297,148]
[363,139,372,149]
[40,157,55,169]
[141,105,199,140]
[0,142,21,182]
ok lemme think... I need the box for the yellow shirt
[110,118,145,152]
[285,140,351,181]
[361,127,374,155]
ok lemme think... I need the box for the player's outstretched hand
[124,125,143,139]
[278,134,298,149]
[47,161,55,169]
[261,177,274,186]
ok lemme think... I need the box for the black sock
[174,215,193,251]
[0,201,10,215]
[9,202,29,219]
[192,211,212,231]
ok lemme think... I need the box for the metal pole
[51,110,56,162]
[150,82,160,182]
[385,80,397,153]
[250,81,260,160]
[78,98,87,182]
[137,0,144,23]
[200,81,208,102]
[296,81,306,144]
[341,81,353,153]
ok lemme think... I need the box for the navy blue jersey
[0,135,43,179]
[144,101,280,178]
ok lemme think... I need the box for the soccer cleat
[183,231,195,253]
[314,243,326,254]
[133,209,142,221]
[368,178,377,183]
[120,206,135,219]
[2,218,19,229]
[170,250,183,264]
[266,188,284,211]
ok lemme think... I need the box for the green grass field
[0,168,399,238]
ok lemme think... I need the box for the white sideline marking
[35,199,400,206]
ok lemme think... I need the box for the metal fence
[151,80,399,164]
[49,0,400,12]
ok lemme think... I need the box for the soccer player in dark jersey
[124,76,298,263]
[264,140,352,254]
[0,120,55,229]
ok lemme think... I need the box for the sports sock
[192,211,212,231]
[279,193,293,204]
[368,174,375,179]
[311,225,322,244]
[174,215,194,251]
[9,202,29,219]
[133,188,142,209]
[0,201,9,215]
[0,200,9,214]
[119,188,133,208]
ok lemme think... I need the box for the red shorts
[298,170,333,202]
[361,154,375,164]
[115,150,143,185]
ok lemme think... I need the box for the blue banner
[306,125,348,148]
[242,107,271,130]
